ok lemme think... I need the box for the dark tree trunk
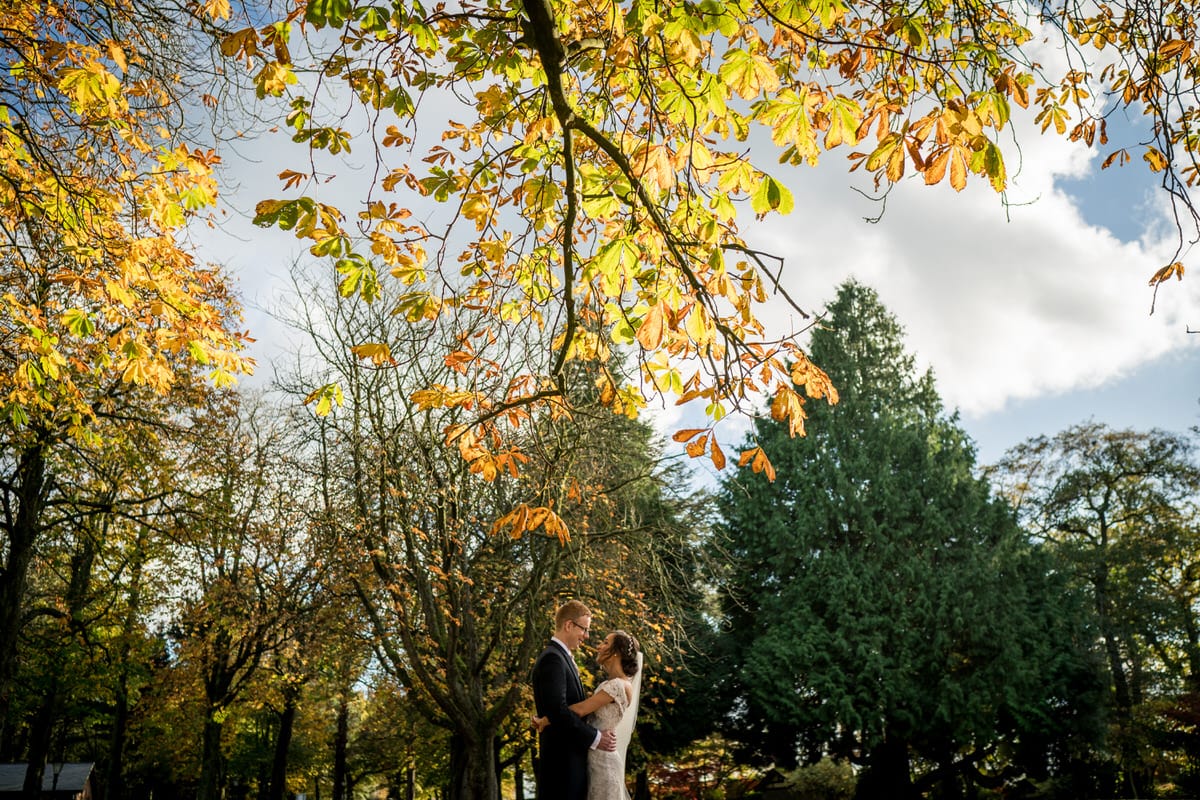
[633,768,650,800]
[0,444,49,758]
[21,676,57,799]
[267,694,298,800]
[24,521,95,800]
[447,731,499,800]
[855,737,914,800]
[106,528,147,800]
[197,715,226,800]
[106,682,130,800]
[331,691,349,800]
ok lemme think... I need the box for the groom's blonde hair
[554,599,590,630]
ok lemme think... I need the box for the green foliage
[777,758,856,800]
[993,424,1200,796]
[714,281,1104,796]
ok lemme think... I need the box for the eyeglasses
[569,619,591,635]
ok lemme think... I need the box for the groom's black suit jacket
[532,640,598,800]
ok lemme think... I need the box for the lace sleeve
[599,678,630,711]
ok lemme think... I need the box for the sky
[205,34,1200,474]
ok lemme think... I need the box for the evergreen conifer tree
[715,281,1103,799]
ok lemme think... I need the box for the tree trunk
[267,694,298,800]
[633,768,650,800]
[0,445,48,757]
[21,675,58,799]
[197,715,226,800]
[107,528,148,800]
[331,690,349,800]
[24,517,94,800]
[447,731,499,800]
[855,737,914,800]
[106,681,130,800]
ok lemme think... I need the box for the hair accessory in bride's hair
[611,630,640,676]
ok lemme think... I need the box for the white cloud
[738,84,1200,420]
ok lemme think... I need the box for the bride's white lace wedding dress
[586,678,632,800]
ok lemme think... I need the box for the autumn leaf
[710,437,727,470]
[637,302,666,349]
[1149,262,1185,286]
[738,446,777,481]
[350,342,395,365]
[304,382,345,416]
[751,175,795,215]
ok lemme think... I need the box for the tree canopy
[214,0,1200,481]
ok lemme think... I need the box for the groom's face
[563,615,592,651]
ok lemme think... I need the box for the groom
[532,600,617,799]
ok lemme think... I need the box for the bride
[534,630,642,800]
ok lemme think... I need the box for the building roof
[0,763,94,793]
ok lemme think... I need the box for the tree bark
[855,736,914,800]
[267,693,298,800]
[106,527,148,800]
[197,715,226,800]
[331,690,350,800]
[447,731,499,800]
[0,444,48,758]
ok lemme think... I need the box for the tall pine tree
[715,281,1103,799]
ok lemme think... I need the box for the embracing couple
[532,600,642,800]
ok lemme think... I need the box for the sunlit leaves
[304,382,345,416]
[1,0,253,445]
[221,0,1200,499]
[751,175,795,215]
[305,0,352,28]
[720,49,781,99]
[490,503,570,543]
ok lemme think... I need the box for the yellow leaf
[684,303,713,345]
[770,386,807,437]
[411,384,475,410]
[203,0,232,19]
[108,43,128,73]
[924,148,949,185]
[948,144,969,191]
[350,342,394,365]
[1143,147,1169,172]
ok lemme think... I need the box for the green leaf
[751,175,795,215]
[306,0,352,28]
[62,309,95,338]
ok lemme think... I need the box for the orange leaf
[710,437,726,470]
[738,446,762,467]
[753,448,777,481]
[672,428,708,443]
[925,148,949,185]
[1148,261,1185,286]
[637,302,666,350]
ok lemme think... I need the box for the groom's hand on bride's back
[598,730,617,752]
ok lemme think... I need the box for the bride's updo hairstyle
[611,630,640,677]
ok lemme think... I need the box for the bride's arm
[536,683,621,729]
[567,687,616,718]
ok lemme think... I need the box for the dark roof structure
[0,763,95,797]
